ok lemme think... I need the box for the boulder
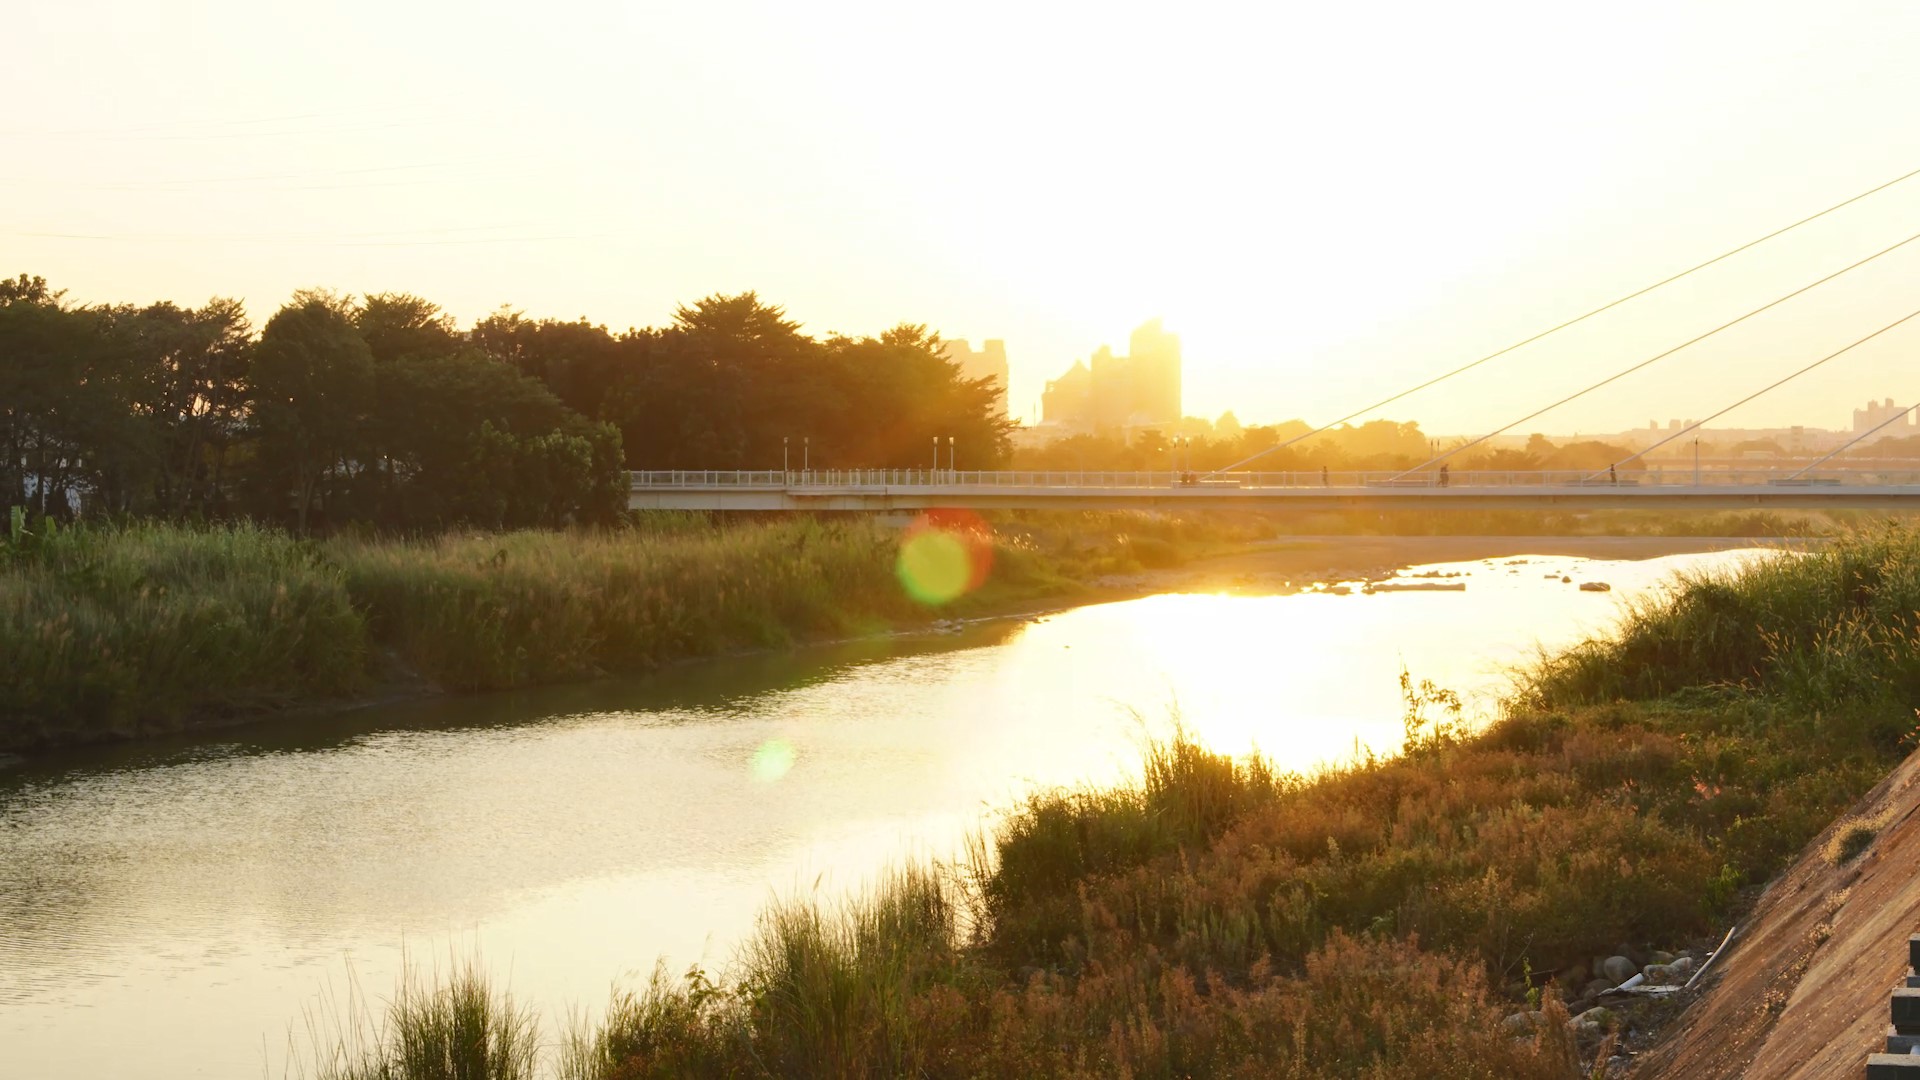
[1649,950,1675,966]
[1643,962,1683,985]
[1502,1010,1544,1037]
[1602,955,1638,984]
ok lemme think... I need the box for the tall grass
[293,957,539,1080]
[0,521,365,749]
[328,520,927,691]
[1520,522,1920,708]
[0,516,1073,751]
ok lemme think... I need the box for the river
[0,540,1773,1077]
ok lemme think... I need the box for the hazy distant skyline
[10,0,1920,434]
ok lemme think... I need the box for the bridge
[629,468,1920,512]
[635,167,1920,517]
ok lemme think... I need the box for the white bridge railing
[629,468,1920,490]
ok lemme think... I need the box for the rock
[1579,581,1613,592]
[1670,954,1696,976]
[1575,1006,1616,1028]
[1584,977,1614,998]
[1602,955,1638,984]
[1568,1018,1604,1043]
[1643,962,1682,985]
[1501,1010,1543,1036]
[1649,950,1675,966]
[1557,962,1589,988]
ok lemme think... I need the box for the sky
[8,0,1920,435]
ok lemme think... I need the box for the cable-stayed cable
[1584,307,1920,479]
[1786,405,1920,479]
[1206,162,1920,477]
[1388,227,1920,480]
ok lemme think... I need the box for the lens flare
[895,510,994,605]
[751,738,796,782]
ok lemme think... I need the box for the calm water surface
[0,546,1769,1077]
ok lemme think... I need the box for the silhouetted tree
[249,291,374,532]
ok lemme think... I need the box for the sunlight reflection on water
[0,545,1772,1078]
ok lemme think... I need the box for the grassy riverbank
[1,516,1108,752]
[296,524,1920,1078]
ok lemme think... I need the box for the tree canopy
[1,279,1012,530]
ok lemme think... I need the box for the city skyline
[10,1,1920,437]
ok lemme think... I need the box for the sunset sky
[10,0,1920,435]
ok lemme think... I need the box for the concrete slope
[1643,745,1920,1077]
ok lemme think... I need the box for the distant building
[940,338,1009,417]
[1040,319,1182,433]
[1853,397,1914,435]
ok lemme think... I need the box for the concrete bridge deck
[627,469,1920,512]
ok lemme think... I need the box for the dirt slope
[1642,745,1920,1077]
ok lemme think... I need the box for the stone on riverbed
[1602,955,1638,984]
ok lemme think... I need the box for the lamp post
[783,436,789,475]
[1693,437,1700,486]
[803,436,810,473]
[948,436,956,474]
[932,435,939,475]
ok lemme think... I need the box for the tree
[355,293,461,364]
[249,292,374,532]
[362,351,623,528]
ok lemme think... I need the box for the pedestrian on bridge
[1609,464,1618,485]
[1438,464,1450,488]
[1321,466,1329,486]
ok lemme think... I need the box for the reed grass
[1518,522,1920,708]
[292,956,539,1080]
[0,521,365,748]
[0,516,1075,750]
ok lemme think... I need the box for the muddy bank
[1098,534,1801,594]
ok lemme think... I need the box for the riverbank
[0,517,1091,754]
[291,524,1919,1078]
[2,517,1810,758]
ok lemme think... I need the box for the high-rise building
[1040,319,1182,432]
[940,338,1009,417]
[1853,397,1915,434]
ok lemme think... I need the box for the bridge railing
[630,468,1920,490]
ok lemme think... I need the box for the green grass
[0,520,366,747]
[292,956,539,1080]
[0,515,1095,751]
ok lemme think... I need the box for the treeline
[1016,422,1641,474]
[1,275,1010,531]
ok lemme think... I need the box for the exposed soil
[1102,534,1795,594]
[1638,746,1920,1076]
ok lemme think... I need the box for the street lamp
[948,436,956,473]
[1693,437,1700,486]
[783,436,790,474]
[932,435,940,473]
[803,436,810,473]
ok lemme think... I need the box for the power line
[1587,306,1920,479]
[1390,226,1920,479]
[1206,161,1920,477]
